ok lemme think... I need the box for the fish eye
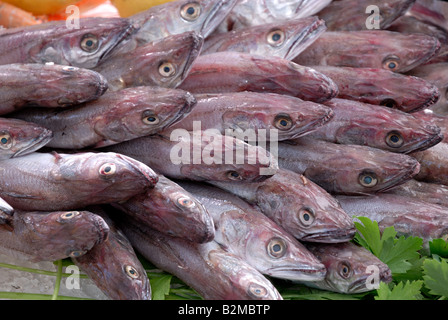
[80,34,99,52]
[247,283,268,298]
[339,262,352,278]
[159,61,176,77]
[142,111,160,125]
[227,171,242,181]
[177,196,196,208]
[274,114,293,130]
[386,131,404,148]
[380,99,398,109]
[69,250,85,258]
[382,56,400,71]
[298,207,315,226]
[358,171,378,188]
[267,29,285,47]
[125,265,140,279]
[99,163,117,176]
[180,2,201,21]
[60,211,80,220]
[267,238,287,258]
[0,133,12,149]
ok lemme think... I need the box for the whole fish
[294,31,440,73]
[215,0,332,33]
[0,63,108,115]
[93,32,203,91]
[0,197,13,226]
[111,175,215,243]
[179,181,327,281]
[116,216,283,300]
[0,209,109,262]
[10,86,197,149]
[277,138,421,195]
[209,168,356,243]
[388,179,448,208]
[0,17,136,68]
[316,0,416,31]
[72,207,151,300]
[306,98,443,154]
[337,193,448,246]
[301,242,392,294]
[179,51,339,103]
[162,92,334,141]
[411,141,448,185]
[202,17,327,60]
[0,118,52,159]
[0,152,158,211]
[104,131,278,182]
[311,66,440,113]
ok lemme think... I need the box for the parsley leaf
[375,281,423,300]
[423,258,448,297]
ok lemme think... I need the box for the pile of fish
[2,0,448,300]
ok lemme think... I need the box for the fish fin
[2,192,43,200]
[51,151,62,163]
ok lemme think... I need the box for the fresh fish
[294,31,441,73]
[209,168,356,243]
[317,0,416,31]
[411,141,448,185]
[179,181,327,281]
[277,138,421,195]
[93,32,203,91]
[0,63,108,115]
[311,66,440,113]
[413,109,448,142]
[10,86,197,149]
[301,242,392,294]
[388,179,448,208]
[162,92,334,141]
[306,98,443,153]
[337,193,448,246]
[116,216,283,300]
[215,0,332,33]
[111,175,215,243]
[0,118,52,159]
[202,17,326,60]
[407,0,448,33]
[0,152,158,211]
[72,207,151,300]
[104,131,278,182]
[179,51,339,103]
[0,209,109,262]
[0,197,14,226]
[0,17,136,68]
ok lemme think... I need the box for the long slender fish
[388,179,448,208]
[162,92,334,141]
[0,17,136,68]
[0,210,109,262]
[116,216,283,300]
[93,32,203,91]
[301,242,392,294]
[72,207,151,300]
[179,181,327,281]
[294,31,441,73]
[0,63,108,115]
[305,98,443,154]
[411,141,448,185]
[179,51,339,103]
[202,17,326,60]
[10,87,197,149]
[278,138,421,195]
[209,168,356,243]
[311,66,440,113]
[104,131,278,182]
[0,152,158,211]
[112,175,215,243]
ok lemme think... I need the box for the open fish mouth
[266,265,327,281]
[12,129,53,158]
[284,19,327,61]
[301,227,357,243]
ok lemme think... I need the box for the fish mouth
[13,129,53,158]
[404,128,444,154]
[98,23,139,64]
[284,19,327,61]
[376,160,421,193]
[301,227,357,243]
[92,215,110,245]
[266,265,327,281]
[201,0,235,38]
[116,154,158,187]
[163,93,198,128]
[178,33,204,84]
[407,85,441,114]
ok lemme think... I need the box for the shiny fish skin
[0,197,14,226]
[10,87,197,149]
[411,141,448,185]
[0,17,136,69]
[203,17,326,60]
[93,32,204,91]
[306,98,443,154]
[0,152,158,211]
[104,132,278,183]
[209,168,356,243]
[162,92,334,141]
[302,242,392,294]
[72,207,151,300]
[0,64,108,115]
[179,181,327,281]
[312,66,440,113]
[112,175,215,243]
[0,210,109,263]
[294,31,441,73]
[179,51,339,103]
[388,179,448,208]
[0,117,52,159]
[278,138,421,195]
[116,216,283,300]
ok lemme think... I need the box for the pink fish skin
[411,141,448,185]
